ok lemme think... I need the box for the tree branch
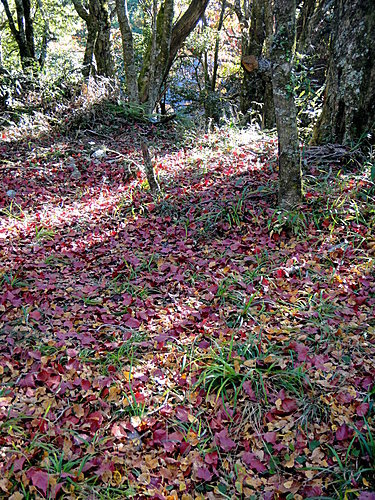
[72,0,90,22]
[168,0,210,69]
[0,0,20,39]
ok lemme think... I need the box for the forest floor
[1,117,375,499]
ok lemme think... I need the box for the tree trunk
[36,0,49,69]
[92,0,114,77]
[83,25,98,78]
[140,140,160,195]
[115,0,139,102]
[233,0,275,127]
[261,0,275,128]
[239,0,266,116]
[168,0,210,73]
[73,0,114,79]
[297,0,317,51]
[312,0,375,145]
[138,0,174,113]
[73,0,96,78]
[271,0,302,208]
[137,0,209,111]
[116,0,209,111]
[211,0,226,92]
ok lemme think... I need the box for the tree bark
[73,0,96,77]
[83,25,98,78]
[92,0,114,77]
[271,0,302,208]
[312,0,375,145]
[140,140,160,195]
[261,0,275,128]
[211,0,226,92]
[73,0,114,78]
[115,0,139,102]
[138,0,174,113]
[117,0,209,112]
[36,0,49,69]
[232,0,275,128]
[297,0,317,51]
[240,0,266,115]
[168,0,210,72]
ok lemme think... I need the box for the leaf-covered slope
[0,126,374,499]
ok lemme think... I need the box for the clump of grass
[267,208,308,237]
[79,330,146,374]
[0,270,28,288]
[194,334,308,409]
[122,384,147,418]
[35,225,55,241]
[0,200,25,220]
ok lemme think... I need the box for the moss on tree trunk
[313,0,375,144]
[73,0,114,79]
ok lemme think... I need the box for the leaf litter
[0,124,374,499]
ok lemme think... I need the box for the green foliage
[104,101,158,123]
[268,208,308,237]
[0,199,24,219]
[195,334,308,409]
[293,53,325,139]
[0,271,27,288]
[79,329,146,374]
[1,0,78,72]
[35,225,55,242]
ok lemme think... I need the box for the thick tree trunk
[73,0,96,78]
[138,0,174,113]
[271,0,302,208]
[313,0,375,144]
[83,25,98,78]
[239,0,266,116]
[92,0,114,77]
[297,0,317,51]
[168,0,210,72]
[115,0,139,102]
[234,0,275,128]
[261,0,275,128]
[73,0,114,79]
[262,73,275,128]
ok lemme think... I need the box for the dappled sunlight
[1,183,134,245]
[1,124,374,499]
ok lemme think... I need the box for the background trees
[0,0,49,71]
[116,0,210,113]
[0,0,374,207]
